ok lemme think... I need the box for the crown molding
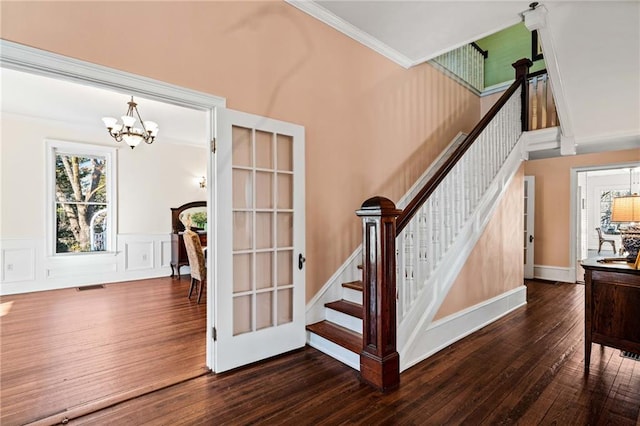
[285,1,413,69]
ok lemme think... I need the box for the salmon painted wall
[481,91,505,117]
[435,166,524,319]
[524,149,640,267]
[0,1,480,301]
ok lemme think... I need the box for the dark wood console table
[170,201,207,279]
[582,258,640,371]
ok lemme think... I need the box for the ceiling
[2,2,638,155]
[289,0,640,155]
[0,67,208,146]
[312,1,530,66]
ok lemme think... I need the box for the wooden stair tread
[306,321,362,354]
[342,280,363,292]
[325,300,363,319]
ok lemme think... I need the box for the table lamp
[611,194,640,262]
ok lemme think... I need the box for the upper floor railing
[431,43,488,93]
[526,69,558,130]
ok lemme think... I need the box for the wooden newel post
[512,58,533,131]
[356,196,401,392]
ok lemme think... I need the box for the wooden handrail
[470,42,489,58]
[396,58,532,233]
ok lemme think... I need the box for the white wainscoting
[1,241,37,283]
[124,240,155,271]
[0,234,174,295]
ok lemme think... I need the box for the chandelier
[102,97,158,149]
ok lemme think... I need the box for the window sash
[46,139,117,256]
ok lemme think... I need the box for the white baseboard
[401,285,527,371]
[533,264,575,283]
[0,234,173,295]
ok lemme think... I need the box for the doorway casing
[569,161,640,283]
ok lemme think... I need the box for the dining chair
[595,227,616,254]
[183,229,206,303]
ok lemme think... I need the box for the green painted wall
[476,22,546,88]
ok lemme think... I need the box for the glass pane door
[231,127,295,335]
[215,108,305,372]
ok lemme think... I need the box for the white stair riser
[326,309,363,334]
[342,288,362,304]
[307,332,360,371]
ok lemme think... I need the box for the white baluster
[418,206,428,289]
[444,179,451,250]
[396,231,405,319]
[405,223,415,306]
[432,189,441,264]
[426,198,434,277]
[463,156,471,220]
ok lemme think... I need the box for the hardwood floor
[69,280,640,425]
[2,280,639,425]
[0,277,207,425]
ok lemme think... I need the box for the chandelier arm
[125,103,135,126]
[133,104,151,141]
[108,128,122,142]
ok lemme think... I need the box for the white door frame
[0,39,226,370]
[524,176,535,279]
[569,161,639,283]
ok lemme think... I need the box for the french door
[214,108,305,372]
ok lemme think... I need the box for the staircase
[305,131,470,371]
[307,277,363,370]
[306,59,547,390]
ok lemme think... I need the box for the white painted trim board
[402,285,527,371]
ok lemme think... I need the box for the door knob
[298,254,306,270]
[529,235,534,243]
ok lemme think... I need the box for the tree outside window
[55,153,108,253]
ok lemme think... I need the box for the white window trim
[46,139,118,257]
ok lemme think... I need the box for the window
[600,189,627,234]
[47,140,117,255]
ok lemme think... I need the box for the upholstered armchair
[183,229,206,303]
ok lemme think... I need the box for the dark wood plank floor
[66,280,639,425]
[2,280,639,425]
[0,277,207,425]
